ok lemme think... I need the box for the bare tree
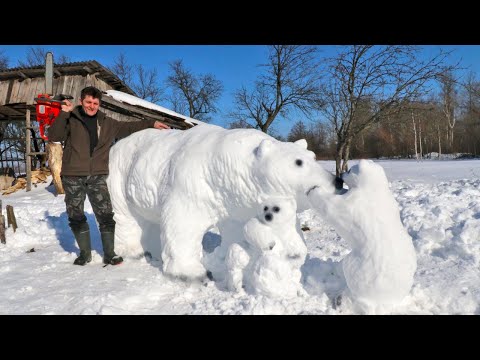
[286,120,332,157]
[411,110,420,160]
[320,45,455,176]
[110,53,164,103]
[229,119,255,129]
[462,71,480,113]
[402,101,435,160]
[0,50,8,70]
[287,121,309,142]
[18,47,70,67]
[110,52,133,85]
[167,60,223,122]
[169,91,188,117]
[438,69,458,151]
[131,64,163,103]
[457,71,480,155]
[230,45,322,134]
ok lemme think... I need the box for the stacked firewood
[1,169,51,195]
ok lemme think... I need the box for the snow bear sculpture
[108,123,337,280]
[307,160,417,313]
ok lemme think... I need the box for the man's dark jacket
[47,106,156,176]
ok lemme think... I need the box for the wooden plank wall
[52,76,64,100]
[0,77,45,105]
[101,108,134,122]
[25,78,44,104]
[0,80,9,105]
[9,80,20,103]
[34,76,45,101]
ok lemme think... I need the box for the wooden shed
[0,60,198,191]
[0,59,196,127]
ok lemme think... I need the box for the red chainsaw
[34,93,73,141]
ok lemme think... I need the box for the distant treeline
[284,95,480,161]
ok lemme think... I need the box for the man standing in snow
[47,86,170,266]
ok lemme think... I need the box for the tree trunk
[419,122,423,160]
[341,141,351,173]
[436,124,441,158]
[46,142,64,195]
[445,124,450,151]
[412,111,418,160]
[335,142,344,177]
[449,119,455,150]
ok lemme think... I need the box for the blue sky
[1,45,479,136]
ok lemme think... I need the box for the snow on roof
[104,90,205,127]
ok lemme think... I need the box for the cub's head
[257,196,297,226]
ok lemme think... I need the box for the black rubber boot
[101,231,123,265]
[72,225,92,266]
[334,176,344,191]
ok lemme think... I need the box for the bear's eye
[264,206,269,212]
[295,159,303,167]
[273,206,280,213]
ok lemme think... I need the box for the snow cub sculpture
[225,196,306,297]
[308,160,417,313]
[243,196,307,262]
[108,123,337,280]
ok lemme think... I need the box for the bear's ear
[255,139,273,159]
[294,139,308,150]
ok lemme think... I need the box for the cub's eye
[273,206,280,213]
[264,206,269,212]
[295,159,303,167]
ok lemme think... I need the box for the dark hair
[80,86,103,101]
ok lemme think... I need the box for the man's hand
[61,99,74,112]
[154,121,171,130]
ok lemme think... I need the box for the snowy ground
[1,159,479,315]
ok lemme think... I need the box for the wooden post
[0,200,5,244]
[26,108,32,192]
[46,142,64,194]
[6,205,17,233]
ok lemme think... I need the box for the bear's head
[253,138,337,210]
[257,196,297,227]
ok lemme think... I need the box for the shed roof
[0,60,135,96]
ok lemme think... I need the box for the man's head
[80,86,102,116]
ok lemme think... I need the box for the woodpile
[0,176,15,190]
[1,169,51,195]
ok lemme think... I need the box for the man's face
[80,95,100,116]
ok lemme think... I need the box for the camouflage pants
[63,175,116,232]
